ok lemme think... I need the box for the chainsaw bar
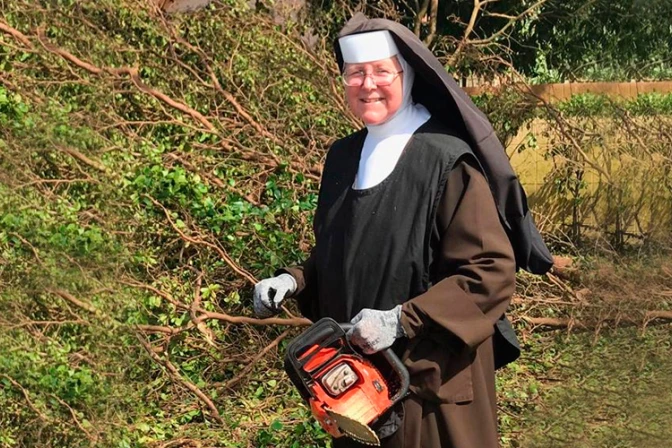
[326,409,380,446]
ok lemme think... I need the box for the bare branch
[50,393,98,443]
[198,310,310,327]
[0,19,33,48]
[0,374,50,422]
[48,289,98,315]
[144,194,258,286]
[59,146,107,173]
[136,333,225,425]
[221,329,290,390]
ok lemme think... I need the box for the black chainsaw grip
[287,318,345,367]
[338,322,410,404]
[378,346,410,403]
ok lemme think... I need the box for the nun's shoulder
[414,117,474,159]
[327,128,367,156]
[321,128,366,173]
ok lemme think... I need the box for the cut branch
[59,146,107,173]
[0,374,50,422]
[221,329,290,390]
[198,310,310,327]
[0,20,33,48]
[49,289,98,315]
[137,334,225,425]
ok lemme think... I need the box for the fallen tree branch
[48,289,98,315]
[136,333,225,425]
[523,311,672,331]
[9,319,87,329]
[163,152,260,206]
[144,195,258,286]
[119,279,189,310]
[51,393,98,443]
[198,310,310,327]
[0,20,33,48]
[8,232,43,265]
[36,27,216,132]
[0,374,50,422]
[163,20,283,150]
[191,273,217,346]
[135,324,183,336]
[59,146,107,173]
[221,329,290,390]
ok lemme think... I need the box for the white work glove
[347,305,406,354]
[253,273,297,318]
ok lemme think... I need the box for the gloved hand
[347,305,406,354]
[253,273,297,318]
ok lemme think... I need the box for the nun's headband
[338,30,399,63]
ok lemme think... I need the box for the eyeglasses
[342,69,403,87]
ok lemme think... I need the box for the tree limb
[198,310,310,327]
[221,329,290,390]
[136,333,225,425]
[0,374,50,422]
[0,20,33,48]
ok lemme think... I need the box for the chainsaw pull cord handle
[340,323,410,404]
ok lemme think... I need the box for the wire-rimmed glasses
[342,69,403,87]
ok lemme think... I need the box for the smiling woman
[343,57,404,126]
[253,12,553,448]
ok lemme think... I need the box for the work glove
[253,273,297,318]
[347,305,406,354]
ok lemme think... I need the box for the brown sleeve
[276,248,315,297]
[275,247,319,320]
[400,158,516,351]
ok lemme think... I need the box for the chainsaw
[284,318,410,446]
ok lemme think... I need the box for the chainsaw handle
[339,323,353,332]
[287,318,346,369]
[338,322,410,404]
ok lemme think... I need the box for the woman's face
[344,57,403,126]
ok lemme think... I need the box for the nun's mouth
[361,98,384,103]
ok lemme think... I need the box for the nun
[253,13,553,448]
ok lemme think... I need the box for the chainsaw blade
[326,409,380,446]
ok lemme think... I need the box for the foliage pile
[1,0,346,445]
[1,1,671,447]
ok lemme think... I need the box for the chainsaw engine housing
[284,318,409,444]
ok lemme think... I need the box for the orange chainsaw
[284,318,410,445]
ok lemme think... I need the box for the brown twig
[59,146,107,173]
[198,310,310,327]
[8,232,43,265]
[136,334,225,425]
[191,273,217,346]
[119,279,189,310]
[135,324,183,335]
[0,20,33,48]
[144,195,258,286]
[0,374,50,422]
[50,393,98,443]
[523,312,672,331]
[48,289,98,315]
[36,27,216,132]
[221,329,290,390]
